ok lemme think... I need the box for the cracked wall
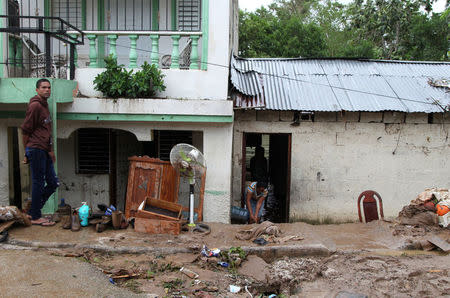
[233,111,450,222]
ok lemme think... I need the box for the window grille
[51,0,83,29]
[158,130,192,161]
[178,0,201,31]
[8,0,20,28]
[76,128,111,174]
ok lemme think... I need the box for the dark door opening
[8,127,30,209]
[241,133,291,223]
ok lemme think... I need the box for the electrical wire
[88,37,449,110]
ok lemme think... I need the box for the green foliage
[239,0,449,61]
[220,246,247,272]
[94,55,166,98]
[162,278,184,289]
[239,8,326,58]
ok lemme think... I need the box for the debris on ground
[0,206,31,235]
[235,221,282,240]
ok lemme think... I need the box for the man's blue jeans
[26,147,59,220]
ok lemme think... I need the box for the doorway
[242,133,291,223]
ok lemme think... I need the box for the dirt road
[0,249,143,297]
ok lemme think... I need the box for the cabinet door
[125,161,162,218]
[160,164,180,203]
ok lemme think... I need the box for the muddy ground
[43,246,449,297]
[4,220,447,297]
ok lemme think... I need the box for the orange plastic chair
[357,190,384,223]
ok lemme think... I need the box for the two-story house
[0,0,238,223]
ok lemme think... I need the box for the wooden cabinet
[125,156,179,218]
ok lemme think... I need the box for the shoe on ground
[61,215,71,229]
[71,210,81,232]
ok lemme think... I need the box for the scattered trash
[217,261,229,267]
[201,245,220,257]
[396,188,450,227]
[105,205,117,216]
[180,267,199,279]
[0,230,8,243]
[245,285,253,298]
[253,237,268,246]
[229,285,241,293]
[0,206,31,227]
[31,283,42,286]
[109,278,115,285]
[275,235,305,243]
[268,295,277,298]
[236,221,282,241]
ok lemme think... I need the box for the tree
[238,0,449,61]
[238,7,326,58]
[345,0,448,60]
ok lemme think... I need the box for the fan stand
[188,182,196,227]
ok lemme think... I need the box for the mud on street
[1,220,449,297]
[43,248,449,297]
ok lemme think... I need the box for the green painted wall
[0,0,4,78]
[0,78,76,104]
[201,0,209,70]
[57,113,233,123]
[0,111,233,123]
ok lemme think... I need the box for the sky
[239,0,448,13]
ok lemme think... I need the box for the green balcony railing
[69,30,203,70]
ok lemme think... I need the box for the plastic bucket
[230,206,249,224]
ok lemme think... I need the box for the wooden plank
[159,163,179,203]
[197,170,206,222]
[134,217,181,235]
[125,157,162,218]
[137,197,182,221]
[427,236,450,253]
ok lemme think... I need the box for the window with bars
[76,128,111,174]
[51,0,83,29]
[178,0,201,31]
[157,130,192,161]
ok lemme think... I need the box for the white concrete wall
[74,0,232,101]
[57,133,110,208]
[233,110,450,223]
[0,123,9,205]
[58,97,233,116]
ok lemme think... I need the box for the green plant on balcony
[94,56,166,98]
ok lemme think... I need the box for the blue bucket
[230,206,249,223]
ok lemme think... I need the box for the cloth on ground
[0,206,31,227]
[235,221,282,241]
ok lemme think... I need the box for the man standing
[21,79,58,226]
[245,180,268,224]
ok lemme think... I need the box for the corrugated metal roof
[230,57,450,113]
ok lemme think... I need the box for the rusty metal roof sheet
[230,56,450,113]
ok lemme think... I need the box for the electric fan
[169,143,206,226]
